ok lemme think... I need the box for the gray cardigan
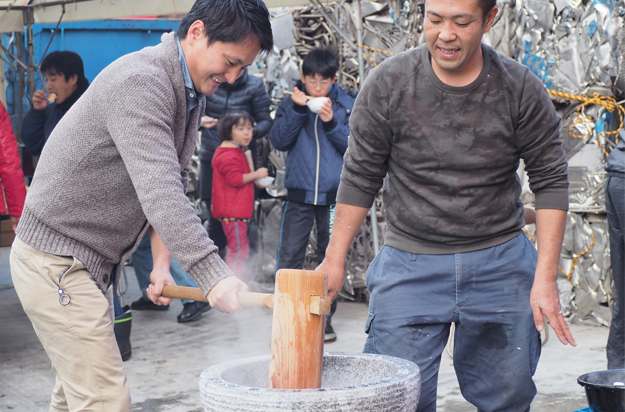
[17,33,232,295]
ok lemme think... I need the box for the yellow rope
[523,227,535,243]
[355,43,396,56]
[559,232,595,283]
[363,50,378,67]
[547,90,623,156]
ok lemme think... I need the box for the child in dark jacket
[212,111,268,281]
[269,48,355,343]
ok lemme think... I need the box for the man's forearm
[325,203,370,264]
[534,209,567,281]
[148,226,172,271]
[530,208,576,345]
[318,202,370,299]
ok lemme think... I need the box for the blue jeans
[607,175,625,369]
[364,233,540,412]
[132,233,199,305]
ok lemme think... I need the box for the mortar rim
[200,351,421,394]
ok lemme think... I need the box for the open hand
[530,278,576,346]
[201,116,218,129]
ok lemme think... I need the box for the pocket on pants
[11,246,31,261]
[42,254,78,288]
[365,245,388,290]
[364,312,375,334]
[363,312,376,353]
[529,328,541,376]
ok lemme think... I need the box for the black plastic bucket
[578,370,625,412]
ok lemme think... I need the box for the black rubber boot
[114,306,132,361]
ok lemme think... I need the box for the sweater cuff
[188,252,235,297]
[292,102,307,114]
[534,187,569,211]
[336,179,377,208]
[322,118,337,132]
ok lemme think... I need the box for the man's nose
[438,22,457,42]
[225,69,241,84]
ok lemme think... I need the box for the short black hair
[218,111,254,141]
[40,51,86,83]
[478,0,497,20]
[177,0,273,53]
[302,48,339,79]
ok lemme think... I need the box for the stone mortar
[200,352,421,411]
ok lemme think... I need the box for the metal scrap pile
[255,0,422,103]
[485,0,624,95]
[258,0,625,95]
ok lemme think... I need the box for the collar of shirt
[175,35,201,130]
[229,140,249,151]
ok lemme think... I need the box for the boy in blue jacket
[270,48,355,343]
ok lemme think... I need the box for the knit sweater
[17,32,232,295]
[338,43,569,254]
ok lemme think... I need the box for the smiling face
[44,69,78,104]
[230,118,254,147]
[423,0,497,86]
[181,20,261,96]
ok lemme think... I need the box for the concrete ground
[0,245,608,411]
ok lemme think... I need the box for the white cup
[306,97,329,114]
[255,176,275,189]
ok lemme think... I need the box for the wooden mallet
[162,269,331,389]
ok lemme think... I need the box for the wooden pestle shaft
[161,285,273,309]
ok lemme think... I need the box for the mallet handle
[238,292,274,309]
[161,285,274,309]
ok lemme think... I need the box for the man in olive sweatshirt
[10,1,272,410]
[318,0,576,411]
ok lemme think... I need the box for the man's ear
[483,6,498,33]
[301,73,307,84]
[331,76,336,85]
[186,20,206,45]
[68,74,78,86]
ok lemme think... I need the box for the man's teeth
[212,76,222,84]
[440,48,458,55]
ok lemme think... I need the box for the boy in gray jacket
[10,0,272,410]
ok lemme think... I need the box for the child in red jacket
[212,111,268,280]
[0,101,26,237]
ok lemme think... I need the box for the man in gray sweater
[9,0,272,410]
[318,0,576,410]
